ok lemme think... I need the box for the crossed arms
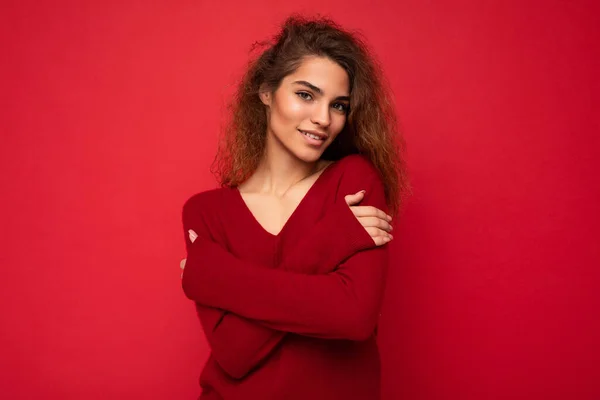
[181,170,389,379]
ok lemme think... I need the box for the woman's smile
[299,129,327,147]
[260,56,350,162]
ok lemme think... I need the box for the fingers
[344,190,366,206]
[358,216,393,233]
[372,236,392,246]
[180,258,186,279]
[182,230,197,278]
[364,226,393,246]
[344,193,392,223]
[345,195,394,247]
[351,205,392,222]
[181,230,197,278]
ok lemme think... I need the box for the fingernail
[387,215,392,221]
[389,234,394,239]
[389,225,393,231]
[360,190,366,194]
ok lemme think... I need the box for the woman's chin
[287,147,323,163]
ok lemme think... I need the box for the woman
[180,15,410,400]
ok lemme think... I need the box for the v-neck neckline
[231,161,337,239]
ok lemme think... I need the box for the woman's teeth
[301,131,324,140]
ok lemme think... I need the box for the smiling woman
[258,56,350,156]
[180,14,410,400]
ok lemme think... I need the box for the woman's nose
[310,103,331,127]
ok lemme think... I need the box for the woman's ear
[259,85,272,107]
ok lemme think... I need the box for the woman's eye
[333,103,349,113]
[297,92,312,100]
[297,92,348,113]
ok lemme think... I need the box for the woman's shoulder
[328,153,385,197]
[333,154,380,181]
[331,154,387,210]
[182,186,230,216]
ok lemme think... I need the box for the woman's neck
[242,152,328,197]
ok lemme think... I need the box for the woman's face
[260,56,350,163]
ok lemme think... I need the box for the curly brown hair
[211,14,411,216]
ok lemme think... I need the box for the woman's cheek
[332,116,346,135]
[283,96,306,119]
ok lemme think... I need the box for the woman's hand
[180,230,198,277]
[344,190,393,246]
[180,258,187,277]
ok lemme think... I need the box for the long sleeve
[182,169,389,341]
[182,188,375,379]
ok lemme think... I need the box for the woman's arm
[182,194,376,379]
[182,171,389,341]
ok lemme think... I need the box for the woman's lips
[299,130,326,146]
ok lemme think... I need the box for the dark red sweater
[181,154,390,400]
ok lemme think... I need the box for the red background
[2,1,598,399]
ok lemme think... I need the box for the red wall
[2,1,598,399]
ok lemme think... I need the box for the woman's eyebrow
[292,80,350,101]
